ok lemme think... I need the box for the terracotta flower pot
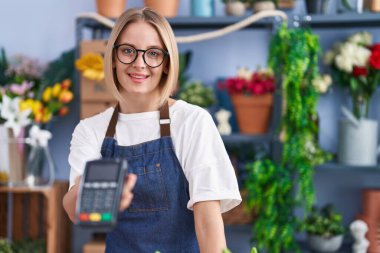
[231,94,273,134]
[96,0,126,18]
[144,0,179,18]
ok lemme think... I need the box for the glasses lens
[144,48,165,68]
[117,45,137,64]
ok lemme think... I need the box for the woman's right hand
[119,173,137,211]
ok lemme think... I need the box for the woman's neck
[119,96,160,114]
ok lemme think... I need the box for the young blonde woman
[63,7,241,253]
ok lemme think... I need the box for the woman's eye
[147,50,161,58]
[124,48,134,54]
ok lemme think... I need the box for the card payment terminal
[75,158,128,227]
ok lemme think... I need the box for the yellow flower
[43,87,52,102]
[42,108,52,123]
[75,53,105,81]
[52,83,62,98]
[0,171,9,183]
[20,99,34,111]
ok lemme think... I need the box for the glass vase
[0,125,55,187]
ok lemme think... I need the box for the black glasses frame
[113,44,169,68]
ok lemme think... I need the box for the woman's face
[114,21,167,100]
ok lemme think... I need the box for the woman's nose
[132,52,146,68]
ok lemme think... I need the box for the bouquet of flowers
[219,67,275,96]
[324,31,380,118]
[0,48,74,136]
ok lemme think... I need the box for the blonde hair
[104,7,179,107]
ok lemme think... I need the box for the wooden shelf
[0,181,72,253]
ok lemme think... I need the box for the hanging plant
[245,23,332,253]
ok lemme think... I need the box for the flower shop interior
[1,0,380,252]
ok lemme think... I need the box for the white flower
[348,31,372,47]
[28,125,52,147]
[312,74,332,93]
[335,53,354,73]
[334,42,371,73]
[237,67,252,80]
[0,95,31,136]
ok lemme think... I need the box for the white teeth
[130,74,147,79]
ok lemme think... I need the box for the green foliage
[11,239,46,253]
[244,23,332,253]
[0,48,9,86]
[41,49,75,91]
[178,51,192,92]
[0,238,46,253]
[245,159,298,253]
[269,23,332,209]
[301,204,345,237]
[178,81,216,108]
[0,239,12,253]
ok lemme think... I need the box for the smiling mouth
[128,74,149,79]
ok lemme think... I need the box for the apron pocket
[128,163,169,212]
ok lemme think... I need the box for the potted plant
[221,0,246,16]
[239,0,278,12]
[178,80,216,109]
[219,67,275,134]
[324,31,380,166]
[302,204,345,253]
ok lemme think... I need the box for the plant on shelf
[236,0,279,12]
[178,80,216,109]
[244,23,332,253]
[324,31,380,119]
[301,204,345,253]
[219,67,275,134]
[0,239,12,253]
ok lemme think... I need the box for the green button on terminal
[102,213,112,221]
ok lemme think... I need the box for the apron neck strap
[159,100,170,137]
[105,101,171,138]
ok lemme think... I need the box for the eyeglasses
[113,44,169,68]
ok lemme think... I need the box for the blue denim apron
[101,101,199,253]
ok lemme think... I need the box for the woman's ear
[163,61,169,74]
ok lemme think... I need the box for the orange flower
[59,90,73,103]
[61,79,72,90]
[58,106,69,116]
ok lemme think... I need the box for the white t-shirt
[68,100,241,213]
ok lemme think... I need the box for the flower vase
[0,125,25,186]
[338,118,380,166]
[24,144,55,187]
[231,94,273,134]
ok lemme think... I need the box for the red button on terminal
[79,213,89,221]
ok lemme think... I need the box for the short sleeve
[181,110,242,213]
[68,121,102,190]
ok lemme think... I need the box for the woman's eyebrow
[117,42,163,48]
